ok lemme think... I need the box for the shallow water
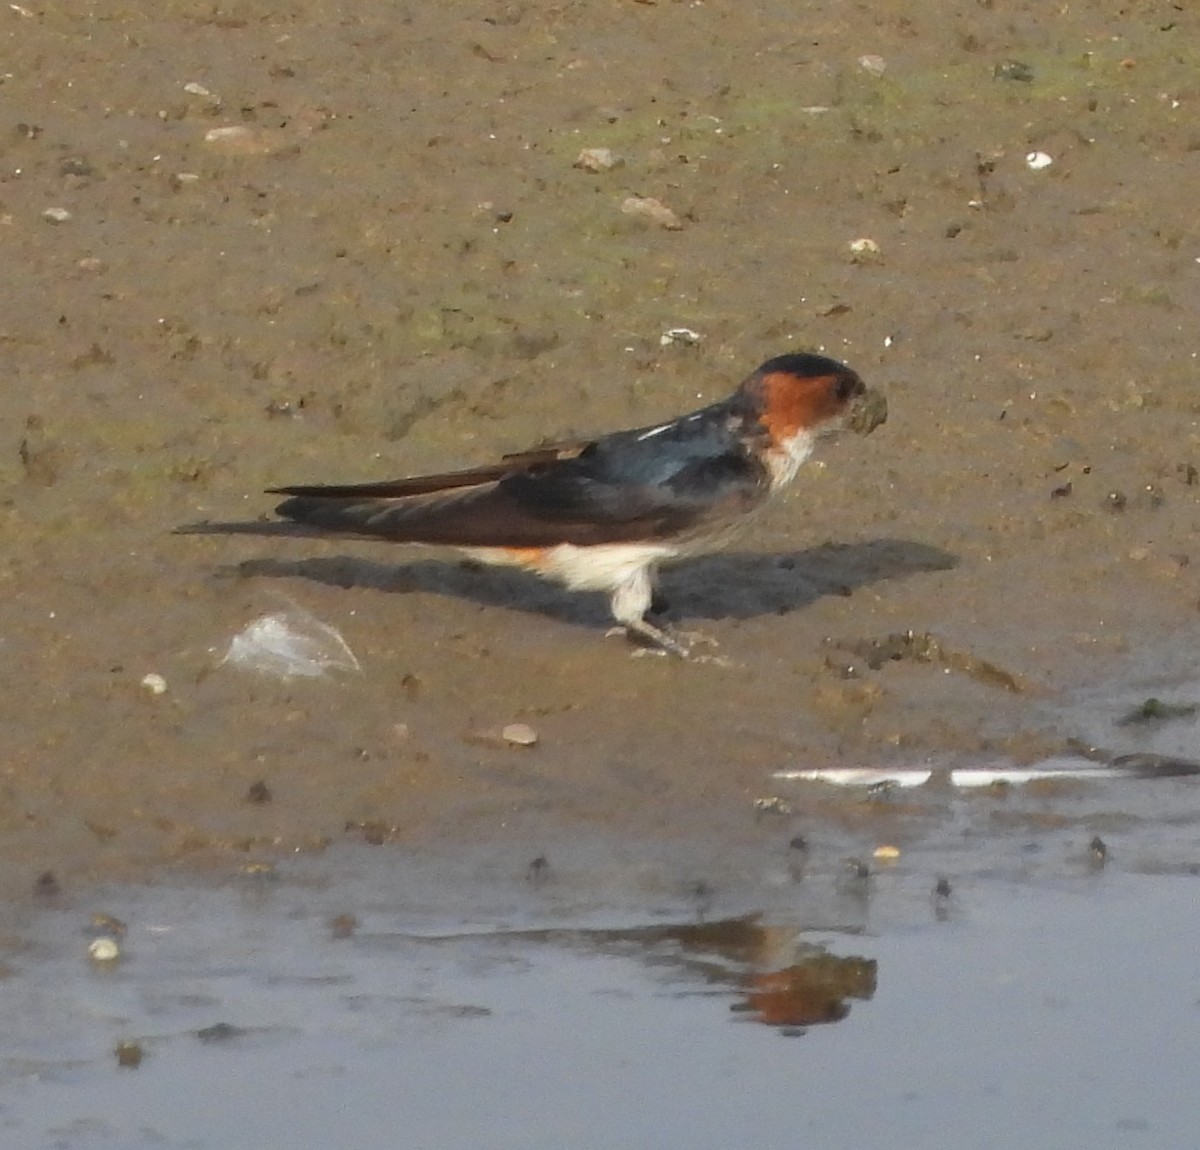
[2,812,1197,1150]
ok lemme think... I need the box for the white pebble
[848,237,883,264]
[88,938,121,963]
[42,207,72,223]
[501,723,538,747]
[140,673,168,695]
[1025,151,1053,170]
[660,327,703,347]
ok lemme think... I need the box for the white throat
[764,429,816,490]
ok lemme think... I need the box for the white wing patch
[635,421,675,441]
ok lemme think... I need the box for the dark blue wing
[500,405,767,530]
[269,402,767,548]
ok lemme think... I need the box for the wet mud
[1,3,1199,907]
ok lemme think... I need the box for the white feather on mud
[221,609,361,679]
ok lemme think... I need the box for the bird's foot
[608,620,728,664]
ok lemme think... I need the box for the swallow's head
[742,353,886,487]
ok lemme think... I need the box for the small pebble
[183,81,213,97]
[245,780,272,804]
[841,858,871,885]
[994,60,1035,82]
[88,913,127,939]
[140,672,168,695]
[753,796,792,817]
[42,207,72,223]
[88,938,121,963]
[857,54,886,77]
[872,844,901,861]
[115,1040,144,1068]
[933,877,953,920]
[59,156,94,178]
[501,722,538,747]
[196,1022,247,1043]
[34,871,60,899]
[330,913,357,939]
[1025,151,1053,170]
[848,236,882,263]
[575,147,622,172]
[240,861,277,879]
[620,195,683,230]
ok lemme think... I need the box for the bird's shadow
[225,539,957,631]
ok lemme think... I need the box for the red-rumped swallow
[189,353,886,656]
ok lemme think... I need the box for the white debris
[858,54,887,77]
[183,81,213,97]
[660,327,703,347]
[1025,151,1053,170]
[42,207,72,223]
[204,125,281,155]
[205,125,253,145]
[221,611,361,679]
[773,755,1196,788]
[140,672,168,695]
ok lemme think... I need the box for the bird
[186,353,886,656]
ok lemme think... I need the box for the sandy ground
[2,0,1199,898]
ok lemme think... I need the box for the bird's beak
[847,387,888,436]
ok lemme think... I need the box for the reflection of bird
[194,354,886,656]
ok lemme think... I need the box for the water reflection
[377,915,878,1033]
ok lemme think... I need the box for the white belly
[461,541,678,592]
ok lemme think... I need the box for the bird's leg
[606,565,675,654]
[607,567,723,660]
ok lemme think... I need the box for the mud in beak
[847,387,888,436]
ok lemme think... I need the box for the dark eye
[834,374,861,401]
